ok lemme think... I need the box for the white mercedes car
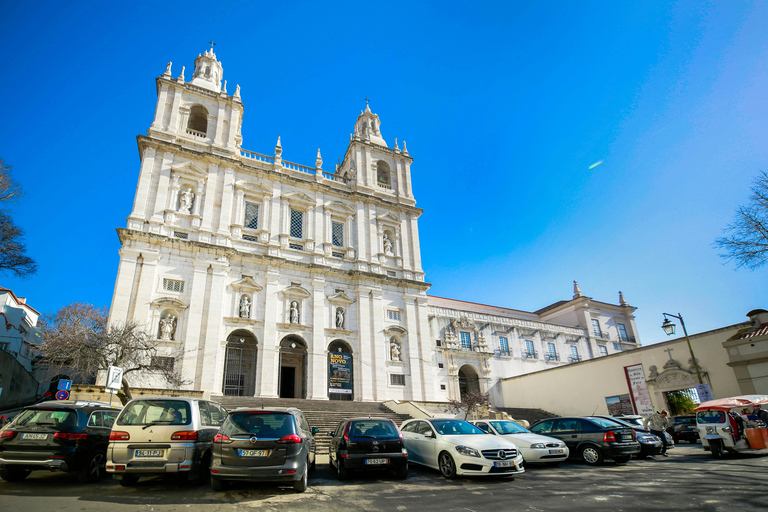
[400,418,524,478]
[469,419,569,464]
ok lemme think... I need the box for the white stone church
[108,47,641,405]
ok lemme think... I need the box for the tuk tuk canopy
[694,395,768,412]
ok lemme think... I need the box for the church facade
[108,48,640,404]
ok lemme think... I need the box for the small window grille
[289,243,304,251]
[436,340,442,347]
[387,310,401,321]
[332,252,344,259]
[174,231,188,239]
[499,337,510,355]
[151,356,175,371]
[332,221,344,247]
[390,374,406,386]
[387,270,397,277]
[163,278,184,293]
[438,363,444,369]
[290,208,303,239]
[440,384,446,390]
[243,234,258,242]
[599,345,608,356]
[244,202,259,230]
[460,332,472,350]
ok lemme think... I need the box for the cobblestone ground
[1,445,766,511]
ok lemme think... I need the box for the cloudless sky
[1,1,766,345]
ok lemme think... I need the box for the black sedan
[530,416,640,465]
[328,417,408,480]
[592,416,663,458]
[671,415,700,443]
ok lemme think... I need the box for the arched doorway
[279,335,307,398]
[458,365,481,400]
[328,340,353,401]
[222,330,258,396]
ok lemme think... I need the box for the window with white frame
[390,374,406,386]
[460,332,472,350]
[570,345,580,362]
[163,278,184,293]
[599,345,608,357]
[387,310,401,321]
[290,208,303,239]
[613,342,622,351]
[332,221,344,247]
[617,323,629,342]
[547,342,557,360]
[499,337,509,356]
[244,202,259,230]
[525,339,536,358]
[591,319,602,337]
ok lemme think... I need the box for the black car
[593,416,663,458]
[328,417,408,480]
[671,415,699,443]
[0,400,121,482]
[530,416,640,465]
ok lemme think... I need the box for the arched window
[376,161,391,186]
[187,105,208,135]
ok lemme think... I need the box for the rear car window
[117,400,191,426]
[13,408,77,429]
[349,420,398,439]
[222,412,296,438]
[675,417,695,425]
[589,417,624,429]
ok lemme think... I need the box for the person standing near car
[644,410,671,457]
[753,404,768,424]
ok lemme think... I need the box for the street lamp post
[661,312,703,385]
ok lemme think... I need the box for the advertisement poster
[695,384,713,403]
[328,352,352,394]
[624,364,655,415]
[605,394,635,415]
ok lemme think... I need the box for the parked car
[671,415,700,443]
[468,419,569,464]
[400,418,524,478]
[592,416,663,458]
[0,400,121,483]
[529,417,640,465]
[615,414,675,449]
[210,407,318,492]
[106,397,227,486]
[328,417,408,480]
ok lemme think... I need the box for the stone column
[409,213,424,273]
[108,248,142,325]
[151,84,168,130]
[217,168,235,236]
[167,87,183,134]
[404,295,425,400]
[355,201,368,262]
[197,262,228,391]
[355,287,374,400]
[258,270,281,397]
[213,102,226,146]
[370,289,386,400]
[180,262,211,386]
[309,276,327,399]
[150,151,175,226]
[199,166,216,232]
[128,250,160,326]
[128,146,157,223]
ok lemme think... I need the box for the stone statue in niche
[290,301,300,324]
[390,337,401,361]
[383,233,393,253]
[336,307,345,329]
[179,187,195,214]
[239,295,251,318]
[159,314,177,341]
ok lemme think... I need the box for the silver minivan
[105,397,227,486]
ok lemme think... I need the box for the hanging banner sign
[328,352,352,395]
[624,364,655,415]
[605,394,635,416]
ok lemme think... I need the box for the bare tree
[0,158,37,278]
[715,171,768,270]
[36,303,186,405]
[448,390,491,420]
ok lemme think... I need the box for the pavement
[1,444,767,511]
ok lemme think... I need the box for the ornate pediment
[282,191,314,207]
[327,291,355,305]
[325,201,356,215]
[377,212,400,225]
[281,284,311,299]
[150,297,189,310]
[230,276,263,294]
[384,325,408,336]
[171,162,208,180]
[234,179,271,197]
[452,316,478,333]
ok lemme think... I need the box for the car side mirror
[424,431,435,438]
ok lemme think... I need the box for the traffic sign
[106,366,124,391]
[57,379,72,391]
[55,389,69,400]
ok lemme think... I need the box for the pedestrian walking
[644,409,671,456]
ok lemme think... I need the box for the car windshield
[618,417,644,427]
[589,417,626,429]
[489,421,529,434]
[348,420,399,439]
[675,417,695,425]
[222,412,295,438]
[697,410,726,424]
[117,400,191,426]
[432,420,484,435]
[603,417,636,429]
[12,408,77,430]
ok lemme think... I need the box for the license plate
[21,433,47,440]
[135,449,163,457]
[239,449,269,457]
[621,436,632,441]
[548,449,564,454]
[365,458,388,465]
[494,460,515,468]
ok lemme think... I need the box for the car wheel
[78,450,106,483]
[211,476,227,492]
[0,467,31,482]
[120,474,139,486]
[293,463,308,493]
[579,446,604,465]
[614,455,631,464]
[395,463,408,480]
[336,457,348,480]
[438,451,457,479]
[711,440,724,459]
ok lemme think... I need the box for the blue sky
[1,1,766,345]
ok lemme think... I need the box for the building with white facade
[108,48,640,404]
[0,287,41,373]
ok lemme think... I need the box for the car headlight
[455,445,480,457]
[530,443,546,449]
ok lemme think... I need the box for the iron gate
[223,345,257,396]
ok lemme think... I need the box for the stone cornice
[428,305,586,337]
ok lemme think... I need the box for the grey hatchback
[210,408,318,492]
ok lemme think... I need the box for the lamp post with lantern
[661,312,703,385]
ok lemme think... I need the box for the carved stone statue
[383,233,393,253]
[179,187,194,213]
[239,295,251,318]
[336,307,344,329]
[290,301,300,324]
[160,314,177,341]
[648,365,659,380]
[390,337,401,361]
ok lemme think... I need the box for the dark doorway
[280,367,296,398]
[222,331,258,396]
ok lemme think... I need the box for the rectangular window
[244,202,259,230]
[591,319,602,337]
[570,345,579,362]
[547,342,557,360]
[438,363,444,369]
[332,221,344,247]
[599,345,608,357]
[332,252,344,259]
[243,234,258,242]
[618,324,629,342]
[163,278,184,293]
[173,231,188,239]
[290,208,303,239]
[390,374,406,386]
[387,270,397,277]
[289,243,304,251]
[387,310,401,321]
[525,339,535,358]
[499,337,509,356]
[460,332,472,350]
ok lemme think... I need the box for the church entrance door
[458,365,481,401]
[223,331,258,396]
[279,336,307,399]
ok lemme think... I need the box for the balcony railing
[521,350,538,360]
[568,355,582,363]
[545,353,560,362]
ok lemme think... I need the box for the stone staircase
[213,397,413,454]
[494,407,559,426]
